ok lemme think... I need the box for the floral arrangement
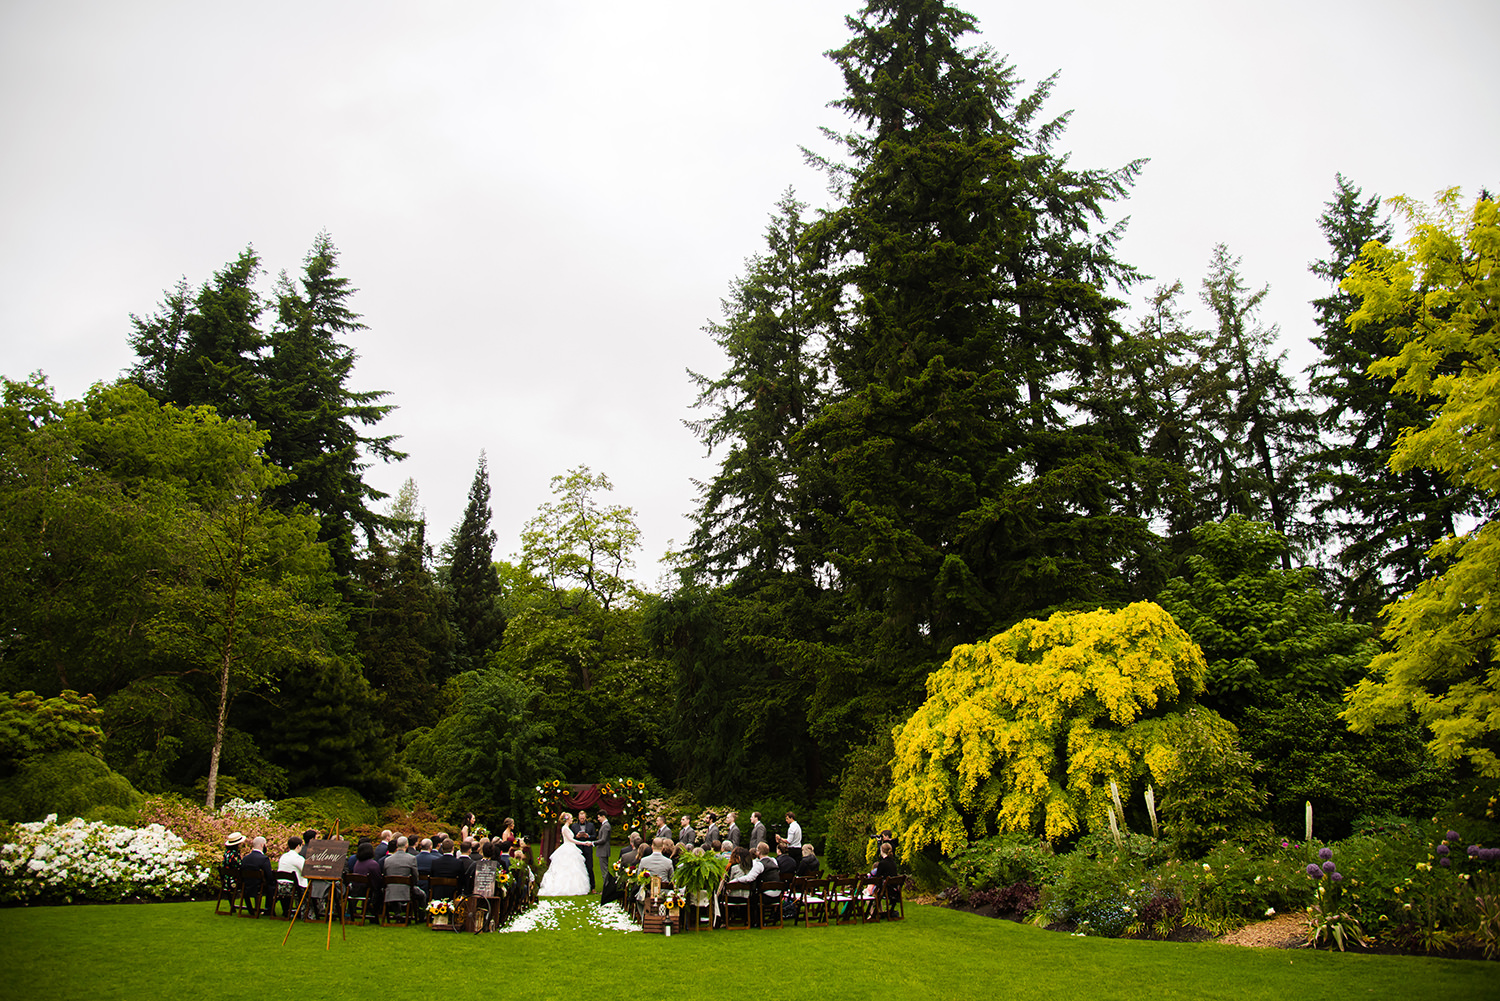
[427,899,451,917]
[0,814,207,904]
[535,780,570,825]
[658,888,686,911]
[600,778,648,831]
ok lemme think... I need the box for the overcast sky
[3,0,1495,589]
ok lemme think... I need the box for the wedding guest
[430,838,467,897]
[499,818,517,849]
[374,830,393,860]
[382,835,427,919]
[221,832,245,908]
[275,835,306,918]
[874,840,899,879]
[348,840,383,920]
[638,838,674,885]
[798,844,820,878]
[723,847,763,925]
[775,842,798,883]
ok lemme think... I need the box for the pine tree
[445,452,504,671]
[686,188,830,581]
[803,0,1150,675]
[1307,175,1482,618]
[262,232,405,577]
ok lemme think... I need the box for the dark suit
[429,852,466,898]
[593,817,612,888]
[239,848,276,908]
[726,822,741,849]
[678,824,694,846]
[572,820,598,889]
[704,822,720,847]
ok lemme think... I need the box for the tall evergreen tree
[128,249,266,422]
[803,0,1150,684]
[445,452,504,671]
[1307,175,1482,618]
[263,232,406,577]
[1194,245,1316,565]
[686,188,831,581]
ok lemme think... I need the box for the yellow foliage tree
[882,601,1219,856]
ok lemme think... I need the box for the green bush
[301,786,377,827]
[0,750,140,822]
[951,833,1060,890]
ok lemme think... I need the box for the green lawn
[4,898,1495,1001]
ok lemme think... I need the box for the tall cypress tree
[445,451,504,671]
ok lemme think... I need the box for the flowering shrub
[0,815,207,903]
[218,798,275,819]
[1305,844,1363,950]
[137,795,302,871]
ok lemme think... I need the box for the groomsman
[678,815,695,846]
[704,813,720,848]
[656,816,672,841]
[726,812,741,850]
[593,812,612,898]
[750,812,767,852]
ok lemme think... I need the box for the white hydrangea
[0,815,209,903]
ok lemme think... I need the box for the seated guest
[618,832,643,869]
[345,837,372,873]
[221,832,245,910]
[348,840,383,920]
[635,837,673,900]
[874,840,899,879]
[721,847,762,925]
[240,835,277,911]
[382,835,427,920]
[798,843,820,878]
[429,838,466,898]
[275,835,306,918]
[775,843,798,883]
[374,830,393,860]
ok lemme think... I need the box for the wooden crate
[642,913,670,934]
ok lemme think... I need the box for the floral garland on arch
[534,778,649,829]
[535,780,570,826]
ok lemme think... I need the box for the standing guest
[725,812,741,851]
[275,835,306,918]
[703,813,720,848]
[780,812,803,851]
[749,813,767,853]
[798,844,821,878]
[877,829,899,858]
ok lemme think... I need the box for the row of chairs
[636,874,905,931]
[214,866,536,930]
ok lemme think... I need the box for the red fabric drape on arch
[537,783,627,858]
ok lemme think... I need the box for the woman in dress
[498,817,517,849]
[537,811,593,896]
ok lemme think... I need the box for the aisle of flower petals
[498,898,639,934]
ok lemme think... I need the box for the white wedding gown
[538,824,592,897]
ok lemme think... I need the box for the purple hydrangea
[1447,830,1461,842]
[1318,847,1333,860]
[1306,863,1321,877]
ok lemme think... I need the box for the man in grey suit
[593,812,612,893]
[704,813,720,849]
[725,812,741,850]
[678,814,695,847]
[750,812,767,852]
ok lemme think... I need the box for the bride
[538,812,593,897]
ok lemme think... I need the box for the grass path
[3,898,1496,1001]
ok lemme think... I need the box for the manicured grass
[3,899,1496,1001]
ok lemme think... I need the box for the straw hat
[225,831,246,847]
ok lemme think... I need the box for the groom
[592,811,612,899]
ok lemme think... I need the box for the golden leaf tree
[882,601,1250,855]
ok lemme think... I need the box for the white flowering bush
[0,814,209,904]
[217,798,275,820]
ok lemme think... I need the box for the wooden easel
[282,822,349,950]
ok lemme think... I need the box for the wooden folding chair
[883,875,906,920]
[719,884,753,930]
[271,871,300,920]
[858,876,884,923]
[381,874,414,927]
[214,864,240,915]
[342,873,375,924]
[758,880,786,929]
[235,869,270,918]
[830,877,861,925]
[797,877,829,927]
